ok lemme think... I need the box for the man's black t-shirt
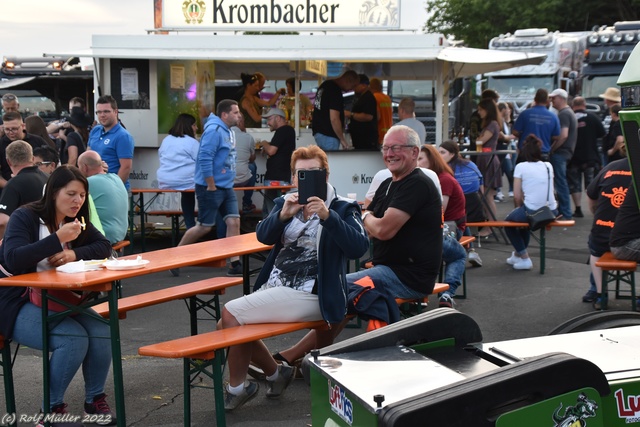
[60,131,86,165]
[571,110,606,167]
[312,80,344,138]
[368,169,443,294]
[0,133,47,181]
[610,182,640,248]
[0,166,48,216]
[265,125,295,182]
[350,90,378,150]
[587,159,631,250]
[605,120,625,163]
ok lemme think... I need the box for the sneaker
[468,250,483,267]
[266,364,295,398]
[227,263,243,276]
[494,191,505,202]
[573,208,584,218]
[438,293,454,308]
[508,191,514,198]
[513,257,533,270]
[506,252,520,265]
[84,393,117,425]
[582,290,598,303]
[224,381,259,411]
[37,403,84,427]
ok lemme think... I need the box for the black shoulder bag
[526,164,556,231]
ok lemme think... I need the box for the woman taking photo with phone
[219,145,369,412]
[0,166,114,425]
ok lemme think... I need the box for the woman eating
[0,166,114,426]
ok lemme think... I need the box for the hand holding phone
[297,169,327,204]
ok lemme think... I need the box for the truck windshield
[487,76,555,97]
[582,75,620,99]
[388,80,434,99]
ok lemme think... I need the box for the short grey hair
[6,140,33,166]
[385,125,420,148]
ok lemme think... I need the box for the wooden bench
[595,252,637,311]
[93,277,243,334]
[466,220,575,274]
[138,320,329,427]
[0,334,16,425]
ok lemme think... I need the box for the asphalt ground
[3,189,633,426]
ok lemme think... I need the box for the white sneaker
[508,191,514,198]
[513,257,533,270]
[494,191,505,202]
[468,250,483,267]
[506,252,520,265]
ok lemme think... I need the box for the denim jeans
[180,191,196,229]
[12,303,112,409]
[505,206,558,254]
[441,234,467,297]
[347,265,427,299]
[611,240,640,262]
[194,184,239,227]
[550,153,572,219]
[314,133,340,151]
[234,162,257,208]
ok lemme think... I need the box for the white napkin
[56,260,101,273]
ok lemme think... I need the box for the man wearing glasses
[0,141,48,238]
[353,125,443,299]
[0,111,47,188]
[87,95,134,191]
[0,93,20,138]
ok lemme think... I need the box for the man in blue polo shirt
[88,95,135,190]
[512,88,560,159]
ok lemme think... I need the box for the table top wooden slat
[0,233,271,290]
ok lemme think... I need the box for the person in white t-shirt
[505,134,558,270]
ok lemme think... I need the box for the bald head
[572,96,586,110]
[78,150,104,177]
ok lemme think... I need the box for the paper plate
[104,259,150,271]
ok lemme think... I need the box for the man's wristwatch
[361,211,372,222]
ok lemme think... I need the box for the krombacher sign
[163,0,400,30]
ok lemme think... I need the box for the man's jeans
[347,265,427,299]
[234,162,257,208]
[550,153,572,219]
[442,234,467,297]
[314,133,340,151]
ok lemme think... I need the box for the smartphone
[297,169,327,204]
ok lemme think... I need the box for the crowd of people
[0,70,638,421]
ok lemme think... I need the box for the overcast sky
[0,0,427,59]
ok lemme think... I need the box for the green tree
[425,0,640,48]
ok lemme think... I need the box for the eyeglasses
[2,94,17,102]
[381,145,414,153]
[35,161,54,167]
[95,110,114,115]
[3,127,21,133]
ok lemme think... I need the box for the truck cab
[582,21,640,120]
[485,28,588,116]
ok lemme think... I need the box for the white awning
[437,46,547,79]
[44,33,537,81]
[0,76,37,90]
